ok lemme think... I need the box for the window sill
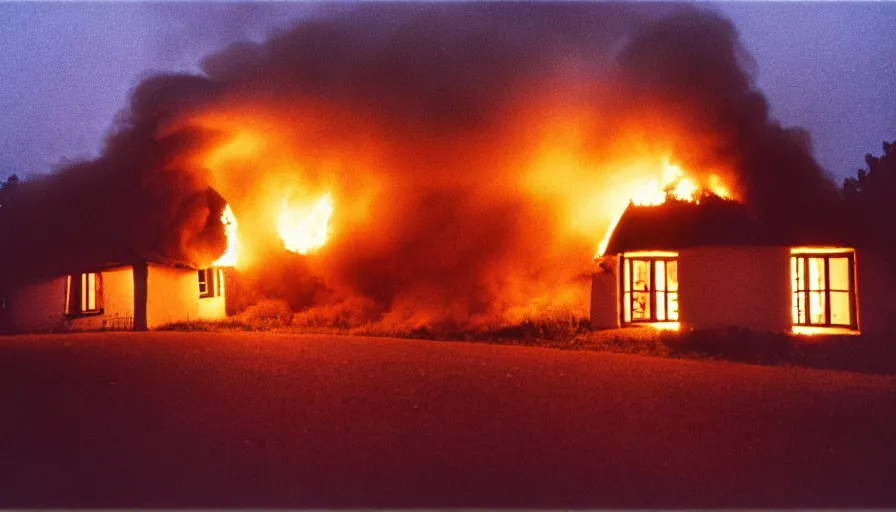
[65,309,104,319]
[622,322,680,331]
[792,326,860,336]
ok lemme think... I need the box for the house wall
[854,248,896,334]
[198,295,225,320]
[145,264,200,329]
[6,266,136,332]
[7,277,67,332]
[678,246,791,332]
[67,266,135,331]
[198,269,226,321]
[590,259,619,329]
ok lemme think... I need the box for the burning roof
[0,177,229,286]
[601,195,856,256]
[602,197,756,255]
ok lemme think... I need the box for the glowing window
[65,272,102,315]
[198,269,213,298]
[790,251,856,329]
[621,255,679,324]
[198,268,224,299]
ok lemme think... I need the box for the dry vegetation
[159,300,896,375]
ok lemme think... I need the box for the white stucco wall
[7,276,67,332]
[678,246,791,332]
[590,259,620,330]
[198,295,225,320]
[198,268,226,321]
[66,266,135,331]
[145,264,200,329]
[7,266,136,332]
[853,248,894,334]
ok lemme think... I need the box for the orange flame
[595,159,731,257]
[212,203,239,267]
[277,193,334,255]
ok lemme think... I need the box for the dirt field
[0,331,894,508]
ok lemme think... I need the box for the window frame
[619,254,680,325]
[65,272,103,317]
[198,268,224,299]
[198,268,214,299]
[216,268,225,297]
[790,251,857,330]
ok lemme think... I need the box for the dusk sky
[0,2,894,186]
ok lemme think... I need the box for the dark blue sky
[1,2,893,185]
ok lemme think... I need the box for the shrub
[158,318,254,332]
[485,313,590,343]
[291,298,383,329]
[235,299,293,330]
[571,327,672,357]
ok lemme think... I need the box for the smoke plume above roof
[0,3,840,326]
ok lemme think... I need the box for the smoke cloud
[0,3,841,327]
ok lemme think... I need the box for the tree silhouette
[0,174,18,197]
[843,141,895,199]
[0,175,19,212]
[842,141,896,246]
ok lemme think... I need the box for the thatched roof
[0,180,226,287]
[602,196,856,255]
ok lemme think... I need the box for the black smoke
[0,3,842,324]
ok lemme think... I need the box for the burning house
[592,192,895,336]
[0,178,237,333]
[2,4,883,334]
[0,262,228,333]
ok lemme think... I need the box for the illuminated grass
[159,313,896,375]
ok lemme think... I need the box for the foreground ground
[0,332,894,508]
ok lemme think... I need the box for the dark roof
[0,183,226,287]
[602,196,856,255]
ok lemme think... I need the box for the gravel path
[0,332,893,507]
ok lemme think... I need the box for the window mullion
[619,256,628,324]
[649,260,655,322]
[802,256,810,325]
[824,257,831,325]
[850,253,857,329]
[632,259,638,322]
[662,258,669,322]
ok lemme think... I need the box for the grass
[162,300,294,332]
[160,306,896,375]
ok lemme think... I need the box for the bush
[484,313,590,343]
[571,327,673,357]
[235,299,293,330]
[158,318,254,332]
[292,298,383,329]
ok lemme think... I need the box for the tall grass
[160,306,896,375]
[161,299,294,332]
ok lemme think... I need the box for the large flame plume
[212,203,239,267]
[277,194,334,255]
